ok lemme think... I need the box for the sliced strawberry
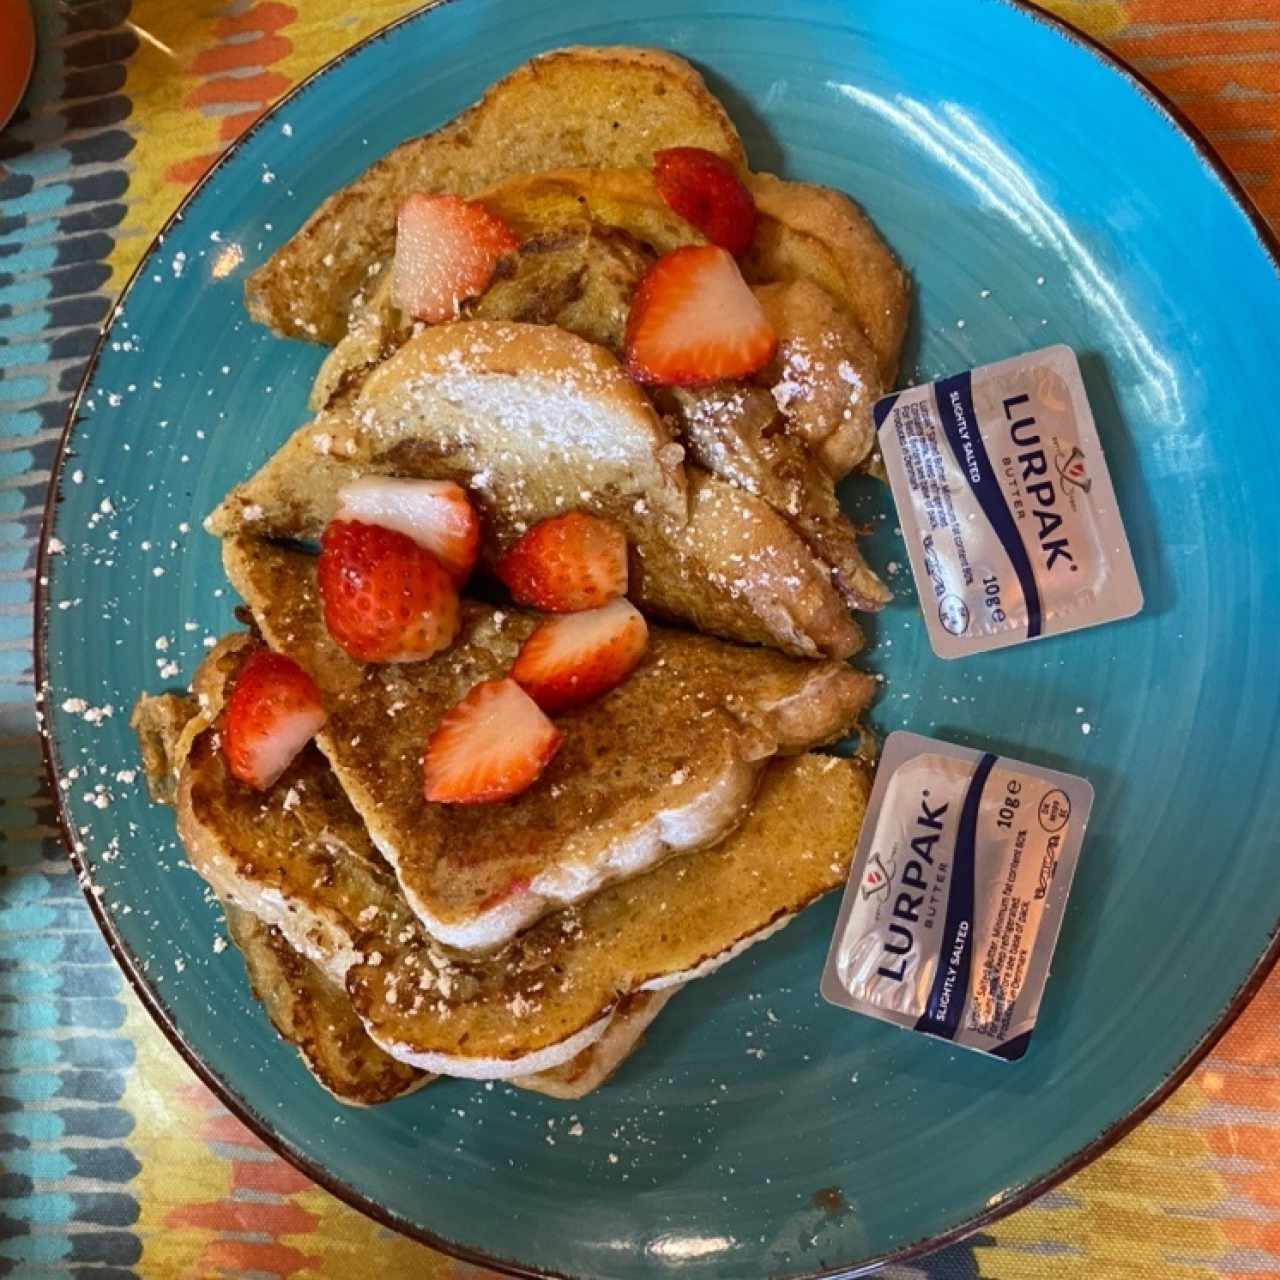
[336,478,480,585]
[422,678,563,804]
[391,193,520,324]
[625,245,777,386]
[494,512,628,613]
[653,147,757,256]
[318,519,460,663]
[512,598,649,713]
[223,650,327,791]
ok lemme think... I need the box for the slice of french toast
[347,751,870,1077]
[152,649,870,1083]
[227,907,680,1101]
[245,47,746,344]
[223,902,430,1105]
[310,223,655,413]
[138,638,406,984]
[222,536,874,953]
[210,321,865,658]
[136,652,680,1100]
[224,901,679,1101]
[741,172,910,385]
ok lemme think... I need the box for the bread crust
[245,47,745,343]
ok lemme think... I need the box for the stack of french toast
[132,46,908,1104]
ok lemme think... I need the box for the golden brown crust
[245,47,744,343]
[346,755,871,1069]
[660,385,889,613]
[751,279,883,478]
[130,692,200,804]
[514,989,679,1098]
[742,172,911,385]
[224,902,429,1105]
[630,469,866,656]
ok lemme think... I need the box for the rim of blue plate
[31,1,1280,1276]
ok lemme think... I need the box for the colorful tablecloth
[2,1,1278,1276]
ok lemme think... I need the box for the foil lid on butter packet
[821,732,1093,1061]
[875,345,1142,658]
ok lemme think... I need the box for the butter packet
[821,732,1093,1061]
[874,345,1142,658]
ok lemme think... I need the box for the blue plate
[38,1,1280,1276]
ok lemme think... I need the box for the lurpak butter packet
[874,345,1142,658]
[821,732,1093,1061]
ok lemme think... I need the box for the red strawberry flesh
[512,598,649,713]
[423,678,563,805]
[495,512,628,613]
[391,193,519,324]
[318,519,461,663]
[223,650,327,791]
[653,147,757,256]
[625,245,777,386]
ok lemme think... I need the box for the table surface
[2,1,1278,1276]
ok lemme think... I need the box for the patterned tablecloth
[2,1,1278,1276]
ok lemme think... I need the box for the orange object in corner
[0,0,35,131]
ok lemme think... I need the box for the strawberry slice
[512,598,649,713]
[391,193,519,323]
[318,519,460,663]
[625,245,777,386]
[653,147,757,256]
[223,650,327,791]
[494,512,628,613]
[423,678,563,804]
[336,478,480,585]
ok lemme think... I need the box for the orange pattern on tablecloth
[1105,0,1280,222]
[165,1,296,187]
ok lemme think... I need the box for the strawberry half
[625,245,777,386]
[495,512,628,613]
[423,678,563,804]
[653,147,757,256]
[512,598,649,713]
[318,519,461,663]
[223,650,327,791]
[336,477,480,585]
[391,193,520,324]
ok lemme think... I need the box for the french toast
[211,321,865,658]
[245,47,746,343]
[229,904,679,1101]
[165,647,867,1080]
[136,644,403,984]
[223,536,875,952]
[135,648,681,1100]
[741,172,909,384]
[313,168,890,481]
[476,165,907,386]
[130,46,907,1108]
[346,752,870,1076]
[223,903,430,1105]
[308,236,889,610]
